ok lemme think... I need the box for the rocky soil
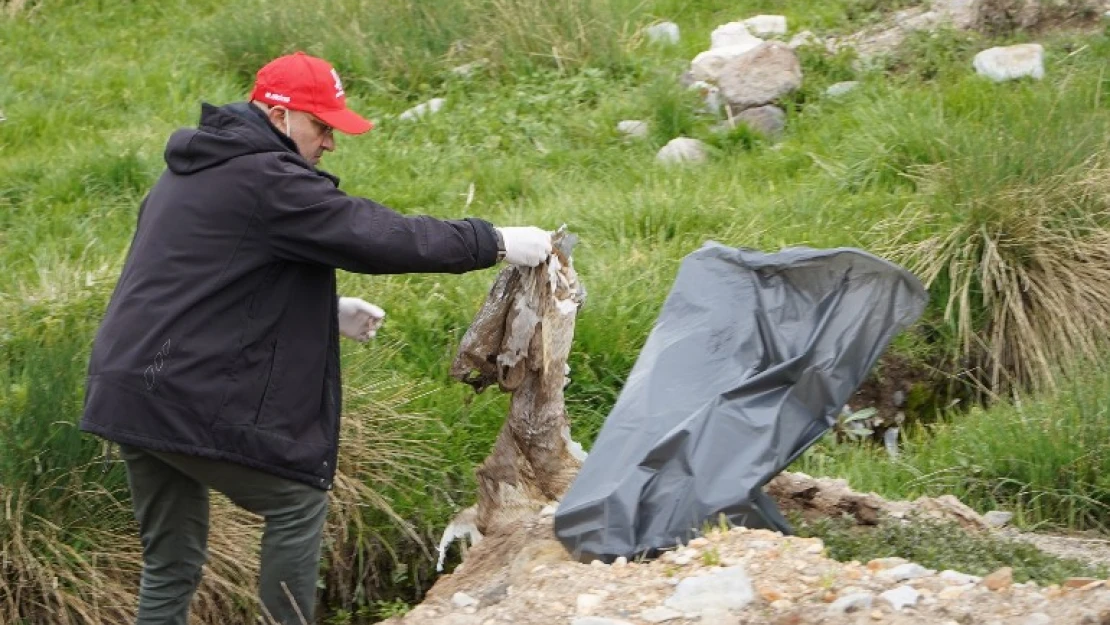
[383,473,1110,625]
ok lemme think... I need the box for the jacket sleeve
[259,155,500,274]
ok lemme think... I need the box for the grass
[792,513,1110,585]
[3,0,1110,621]
[799,360,1110,532]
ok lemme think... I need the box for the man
[78,51,552,624]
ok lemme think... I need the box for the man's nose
[322,134,335,151]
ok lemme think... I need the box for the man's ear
[266,105,288,130]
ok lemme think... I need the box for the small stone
[879,585,920,611]
[743,14,788,36]
[399,97,445,121]
[867,557,908,571]
[656,137,709,165]
[870,610,884,620]
[673,555,692,566]
[940,570,981,585]
[1018,614,1052,625]
[450,59,488,77]
[983,511,1014,527]
[451,592,479,608]
[645,21,680,45]
[805,541,825,554]
[938,585,969,600]
[664,565,755,614]
[788,30,818,49]
[983,567,1013,591]
[571,619,635,625]
[590,559,606,567]
[1064,577,1100,589]
[757,584,787,602]
[576,593,604,616]
[612,556,628,568]
[689,537,710,548]
[771,599,794,610]
[616,120,649,139]
[640,606,684,623]
[877,563,935,582]
[826,81,860,97]
[973,44,1045,82]
[828,592,873,614]
[730,105,786,139]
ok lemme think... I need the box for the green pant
[119,444,329,625]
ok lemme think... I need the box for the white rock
[646,21,680,45]
[828,592,874,614]
[880,585,920,611]
[826,81,860,97]
[743,15,788,37]
[617,120,649,139]
[673,555,692,566]
[451,592,479,608]
[656,138,709,165]
[539,503,558,517]
[450,59,488,77]
[983,511,1014,527]
[731,105,786,138]
[572,619,635,625]
[710,22,763,50]
[640,606,684,623]
[687,80,723,115]
[1020,614,1052,625]
[716,42,803,111]
[940,570,982,585]
[690,43,763,82]
[973,44,1044,82]
[663,565,754,615]
[399,97,446,121]
[878,563,935,582]
[788,30,818,49]
[576,593,604,615]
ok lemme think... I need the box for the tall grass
[800,360,1110,531]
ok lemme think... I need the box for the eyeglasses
[308,116,334,140]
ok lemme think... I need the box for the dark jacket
[79,102,499,489]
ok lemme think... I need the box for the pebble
[1019,614,1052,625]
[612,556,628,568]
[826,81,860,97]
[451,592,479,608]
[880,585,920,610]
[867,557,908,571]
[828,592,874,614]
[571,619,635,625]
[1064,577,1100,588]
[689,537,710,548]
[877,563,935,582]
[616,120,649,139]
[983,567,1014,591]
[576,593,603,615]
[664,565,755,614]
[771,599,794,610]
[940,570,982,585]
[983,511,1014,527]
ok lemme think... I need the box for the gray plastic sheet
[552,243,927,562]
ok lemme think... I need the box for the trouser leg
[140,448,330,625]
[120,443,210,625]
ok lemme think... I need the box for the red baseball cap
[250,52,373,135]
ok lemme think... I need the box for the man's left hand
[338,297,386,342]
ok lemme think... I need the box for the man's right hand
[496,227,552,267]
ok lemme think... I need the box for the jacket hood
[165,102,301,175]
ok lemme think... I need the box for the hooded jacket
[79,102,499,489]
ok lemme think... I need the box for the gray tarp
[552,243,927,562]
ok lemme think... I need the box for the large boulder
[742,14,788,37]
[716,42,803,112]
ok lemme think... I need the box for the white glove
[338,297,385,342]
[496,226,552,267]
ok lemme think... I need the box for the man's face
[276,107,336,166]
